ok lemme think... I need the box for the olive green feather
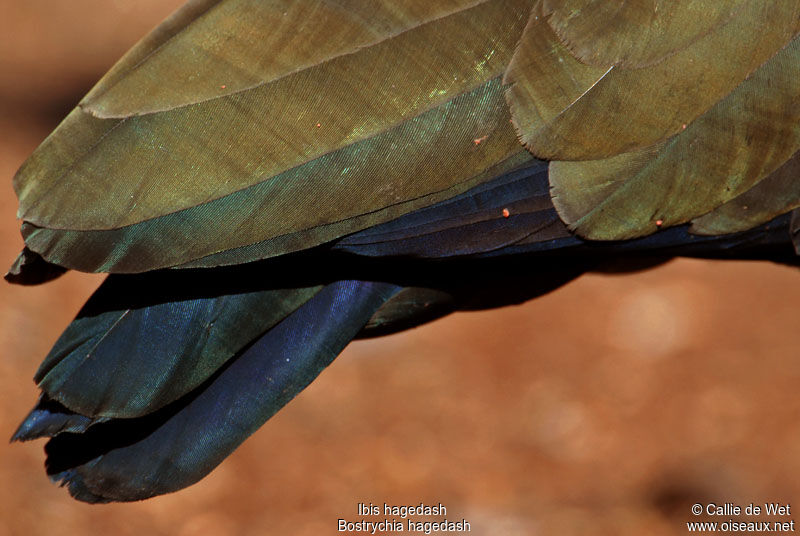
[690,151,800,236]
[82,0,494,118]
[541,0,747,68]
[546,34,800,239]
[14,0,537,272]
[20,84,533,273]
[504,0,800,161]
[16,0,531,232]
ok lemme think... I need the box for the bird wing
[8,0,800,502]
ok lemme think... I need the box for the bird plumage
[7,0,800,502]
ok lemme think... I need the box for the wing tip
[11,396,102,443]
[48,469,113,504]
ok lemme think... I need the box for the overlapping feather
[15,0,534,272]
[9,0,800,504]
[504,0,800,240]
[15,281,400,502]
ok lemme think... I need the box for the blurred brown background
[2,3,800,535]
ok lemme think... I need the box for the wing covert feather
[21,80,531,272]
[542,0,747,68]
[690,151,800,236]
[16,0,532,232]
[548,35,800,239]
[504,0,800,160]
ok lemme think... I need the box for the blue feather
[32,271,321,419]
[335,161,795,261]
[32,280,399,502]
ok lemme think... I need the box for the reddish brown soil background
[2,3,800,535]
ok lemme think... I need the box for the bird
[6,0,800,504]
